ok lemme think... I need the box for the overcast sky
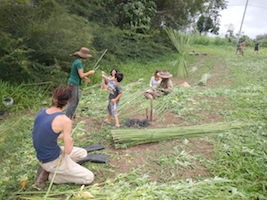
[219,0,267,39]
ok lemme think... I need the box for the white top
[149,76,161,88]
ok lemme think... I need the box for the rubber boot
[34,166,49,189]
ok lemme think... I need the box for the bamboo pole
[93,49,108,70]
[150,99,153,121]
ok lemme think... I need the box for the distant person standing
[254,42,260,53]
[66,47,95,119]
[236,40,246,56]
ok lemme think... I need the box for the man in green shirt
[66,47,95,119]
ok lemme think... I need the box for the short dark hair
[52,86,72,108]
[115,72,124,82]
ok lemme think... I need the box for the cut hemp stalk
[111,121,253,149]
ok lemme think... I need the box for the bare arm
[62,117,73,154]
[102,73,115,81]
[52,115,73,154]
[111,93,122,103]
[78,69,95,79]
[82,76,91,83]
[149,77,153,87]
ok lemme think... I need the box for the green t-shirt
[68,58,84,86]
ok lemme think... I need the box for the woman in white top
[149,70,161,88]
[144,70,161,99]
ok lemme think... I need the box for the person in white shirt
[149,70,161,88]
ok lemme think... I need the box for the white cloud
[219,0,267,39]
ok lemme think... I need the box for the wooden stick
[149,99,153,121]
[93,49,108,70]
[94,64,101,71]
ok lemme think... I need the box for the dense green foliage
[0,0,94,84]
[3,0,267,86]
[0,0,231,85]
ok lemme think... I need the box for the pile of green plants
[111,121,254,149]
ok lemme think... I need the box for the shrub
[92,25,173,62]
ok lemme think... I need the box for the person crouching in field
[144,70,173,99]
[32,86,94,189]
[102,72,124,128]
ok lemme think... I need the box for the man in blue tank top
[32,86,94,189]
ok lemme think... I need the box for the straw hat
[157,70,173,79]
[73,47,92,58]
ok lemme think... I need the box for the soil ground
[76,55,228,182]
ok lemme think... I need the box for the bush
[191,35,211,45]
[0,81,51,112]
[92,25,174,62]
[213,37,229,46]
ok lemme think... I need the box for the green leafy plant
[165,28,190,78]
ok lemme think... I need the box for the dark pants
[66,84,80,119]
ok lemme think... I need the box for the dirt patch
[205,57,233,87]
[0,110,8,120]
[107,138,213,182]
[108,143,160,174]
[76,99,218,182]
[78,54,231,182]
[74,115,103,131]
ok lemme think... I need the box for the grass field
[0,44,266,200]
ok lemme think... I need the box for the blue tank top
[32,109,63,163]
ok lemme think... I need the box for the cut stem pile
[111,121,253,149]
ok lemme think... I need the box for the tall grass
[0,81,52,112]
[0,116,36,200]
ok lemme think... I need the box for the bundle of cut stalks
[111,121,253,149]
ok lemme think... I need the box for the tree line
[0,0,228,84]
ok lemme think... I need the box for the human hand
[88,70,95,74]
[84,77,91,83]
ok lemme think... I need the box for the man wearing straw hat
[66,47,95,119]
